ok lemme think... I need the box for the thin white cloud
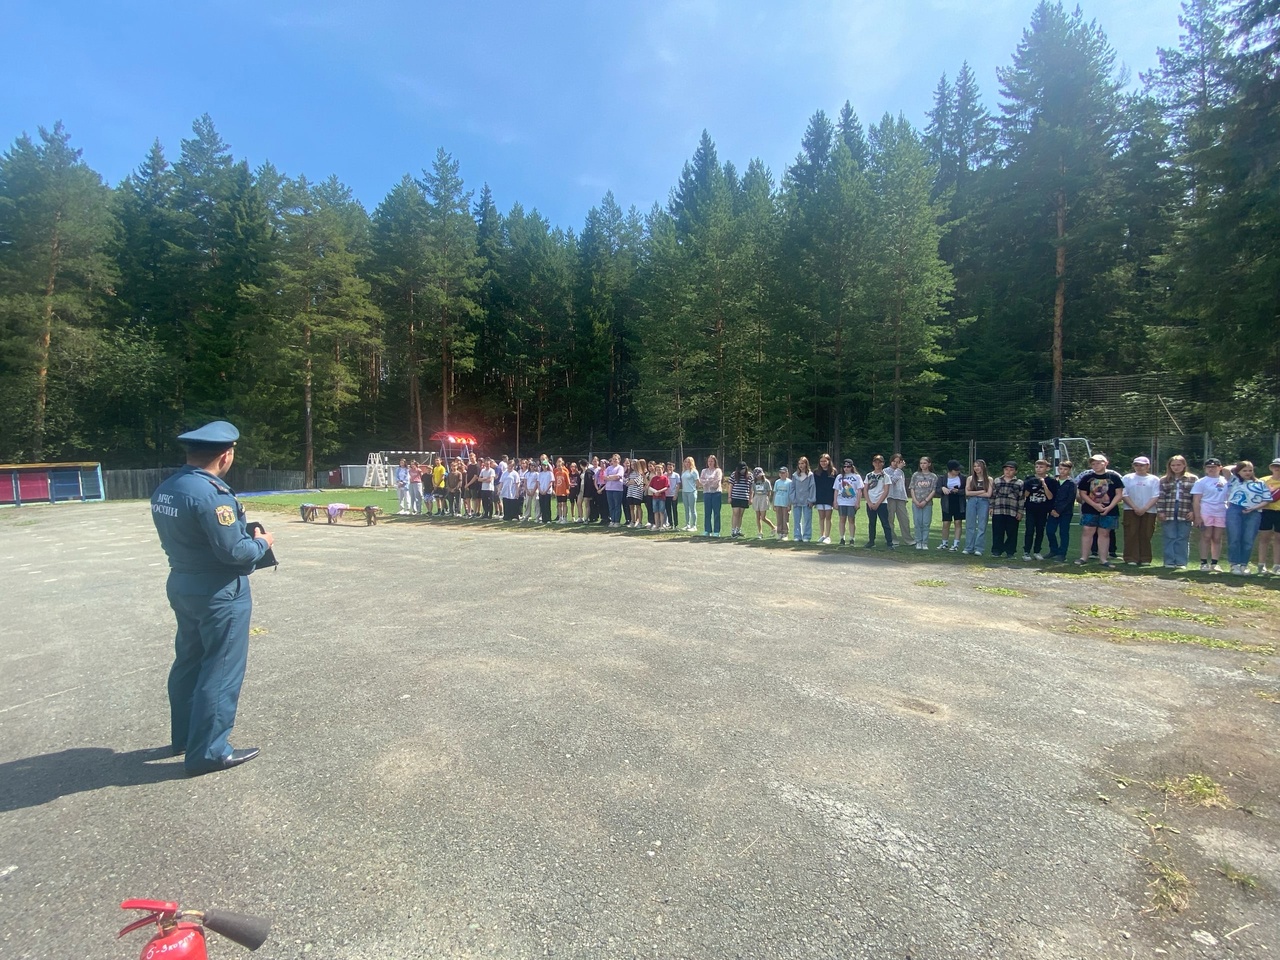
[383,74,456,113]
[463,117,524,147]
[576,173,614,191]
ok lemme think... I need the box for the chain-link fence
[533,432,1280,476]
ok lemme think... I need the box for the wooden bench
[299,503,383,526]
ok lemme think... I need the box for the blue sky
[4,0,1184,229]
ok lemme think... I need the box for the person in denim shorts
[1075,454,1124,568]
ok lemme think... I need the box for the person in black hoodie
[1046,460,1076,561]
[1021,459,1057,560]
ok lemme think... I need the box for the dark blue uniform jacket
[151,466,268,593]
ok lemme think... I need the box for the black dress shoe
[187,746,260,776]
[223,747,260,767]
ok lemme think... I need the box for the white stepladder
[362,452,390,489]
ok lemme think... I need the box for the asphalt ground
[1,501,1278,960]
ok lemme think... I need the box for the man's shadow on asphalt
[0,746,187,812]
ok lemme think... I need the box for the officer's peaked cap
[178,420,240,448]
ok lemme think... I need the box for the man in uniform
[151,420,274,775]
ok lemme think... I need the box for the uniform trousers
[167,575,252,774]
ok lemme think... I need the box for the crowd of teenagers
[392,451,1280,576]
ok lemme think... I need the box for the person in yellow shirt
[1260,457,1280,576]
[431,457,447,515]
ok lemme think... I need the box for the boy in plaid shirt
[989,461,1024,558]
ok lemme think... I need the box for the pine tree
[1160,0,1280,419]
[418,148,482,432]
[113,139,183,455]
[634,204,700,456]
[252,175,380,482]
[994,1,1124,432]
[497,203,575,447]
[370,173,432,447]
[466,183,508,436]
[0,122,118,460]
[1145,0,1233,201]
[669,132,743,455]
[166,115,273,428]
[866,115,955,449]
[578,192,641,446]
[781,112,873,454]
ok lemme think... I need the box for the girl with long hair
[792,456,815,542]
[700,455,723,536]
[963,460,992,555]
[1156,455,1197,569]
[813,453,837,544]
[681,456,700,531]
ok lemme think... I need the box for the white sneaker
[1034,553,1044,561]
[921,543,928,550]
[1023,553,1031,561]
[820,536,831,544]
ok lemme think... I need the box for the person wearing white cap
[1191,457,1229,571]
[1075,453,1124,567]
[1121,456,1161,565]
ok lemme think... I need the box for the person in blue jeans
[700,455,723,536]
[1046,460,1076,560]
[1156,455,1196,568]
[963,460,992,555]
[1225,460,1271,574]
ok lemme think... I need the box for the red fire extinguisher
[118,899,270,959]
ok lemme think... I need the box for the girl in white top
[666,462,680,529]
[522,460,539,521]
[1224,460,1272,574]
[479,460,497,519]
[680,457,700,531]
[750,467,773,540]
[772,466,794,540]
[1192,458,1229,570]
[699,455,724,536]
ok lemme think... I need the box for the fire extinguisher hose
[201,908,271,951]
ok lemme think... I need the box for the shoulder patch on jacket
[216,504,235,526]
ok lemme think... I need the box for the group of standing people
[393,450,1280,575]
